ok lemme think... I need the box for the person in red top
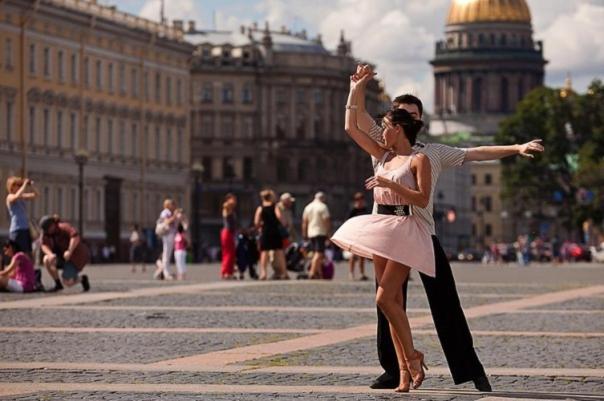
[39,215,90,292]
[0,240,36,293]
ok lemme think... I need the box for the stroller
[285,242,309,279]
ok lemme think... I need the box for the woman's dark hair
[177,224,185,233]
[383,109,424,146]
[392,94,423,117]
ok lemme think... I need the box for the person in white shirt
[302,192,331,279]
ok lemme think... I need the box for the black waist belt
[377,204,411,216]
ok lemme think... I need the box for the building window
[483,196,492,212]
[222,115,234,138]
[155,126,161,160]
[4,38,13,69]
[144,71,149,100]
[472,78,482,112]
[84,57,90,87]
[131,68,138,98]
[295,89,305,104]
[119,120,125,157]
[201,115,213,137]
[28,43,36,74]
[471,196,476,211]
[314,90,323,105]
[485,223,492,237]
[56,110,63,148]
[155,72,161,102]
[43,108,50,146]
[242,116,253,138]
[202,157,212,181]
[313,116,323,137]
[83,115,89,150]
[202,82,213,103]
[29,106,35,146]
[297,159,308,181]
[107,62,114,92]
[222,157,235,180]
[5,101,13,143]
[176,79,182,105]
[43,47,51,77]
[96,189,103,221]
[107,119,113,154]
[177,127,183,161]
[165,128,172,161]
[242,83,253,104]
[95,117,101,153]
[471,174,476,185]
[222,83,234,104]
[275,116,286,139]
[70,112,77,150]
[166,76,172,105]
[95,60,102,89]
[119,63,126,95]
[70,52,78,83]
[243,157,253,180]
[277,158,288,181]
[57,50,65,82]
[485,173,492,185]
[296,117,306,139]
[131,123,138,158]
[501,77,509,112]
[276,88,287,106]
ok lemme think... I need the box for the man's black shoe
[46,282,63,292]
[473,375,492,392]
[369,372,399,389]
[81,275,90,292]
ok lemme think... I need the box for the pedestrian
[39,215,90,292]
[220,193,238,280]
[254,189,289,280]
[129,224,146,273]
[154,198,180,280]
[276,192,297,246]
[174,223,188,280]
[347,192,369,281]
[349,64,544,392]
[5,176,38,256]
[0,240,36,293]
[236,226,259,280]
[332,102,432,391]
[302,192,331,279]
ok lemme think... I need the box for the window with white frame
[119,63,126,95]
[58,50,65,82]
[43,47,51,77]
[166,76,172,105]
[70,52,78,83]
[176,79,182,105]
[107,62,114,92]
[84,57,90,87]
[131,68,138,98]
[29,43,36,74]
[95,60,102,90]
[131,123,138,158]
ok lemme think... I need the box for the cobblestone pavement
[0,262,603,400]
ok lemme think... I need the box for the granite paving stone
[0,308,376,329]
[0,332,298,363]
[466,312,604,332]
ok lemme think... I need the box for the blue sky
[109,0,604,112]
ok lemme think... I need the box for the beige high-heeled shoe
[406,350,428,389]
[394,366,412,393]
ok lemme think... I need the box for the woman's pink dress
[331,152,435,277]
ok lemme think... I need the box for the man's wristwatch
[345,105,358,110]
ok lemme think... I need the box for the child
[0,240,36,293]
[174,224,188,280]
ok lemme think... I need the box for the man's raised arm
[465,139,544,162]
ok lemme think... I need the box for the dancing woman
[331,74,433,392]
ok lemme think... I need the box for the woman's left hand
[365,175,393,190]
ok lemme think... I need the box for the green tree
[496,79,604,239]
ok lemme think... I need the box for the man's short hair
[392,94,423,117]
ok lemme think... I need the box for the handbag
[155,219,170,237]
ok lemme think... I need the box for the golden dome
[447,0,532,25]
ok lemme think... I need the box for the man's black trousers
[376,235,486,385]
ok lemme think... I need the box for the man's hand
[517,139,544,158]
[350,64,374,90]
[365,175,393,190]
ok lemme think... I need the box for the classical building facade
[0,0,192,259]
[430,0,547,247]
[187,23,385,244]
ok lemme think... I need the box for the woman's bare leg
[259,251,268,280]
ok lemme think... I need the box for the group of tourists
[1,176,90,293]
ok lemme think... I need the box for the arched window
[472,78,482,112]
[501,77,509,112]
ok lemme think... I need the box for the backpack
[155,219,170,237]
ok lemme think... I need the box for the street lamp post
[74,149,89,236]
[191,160,204,263]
